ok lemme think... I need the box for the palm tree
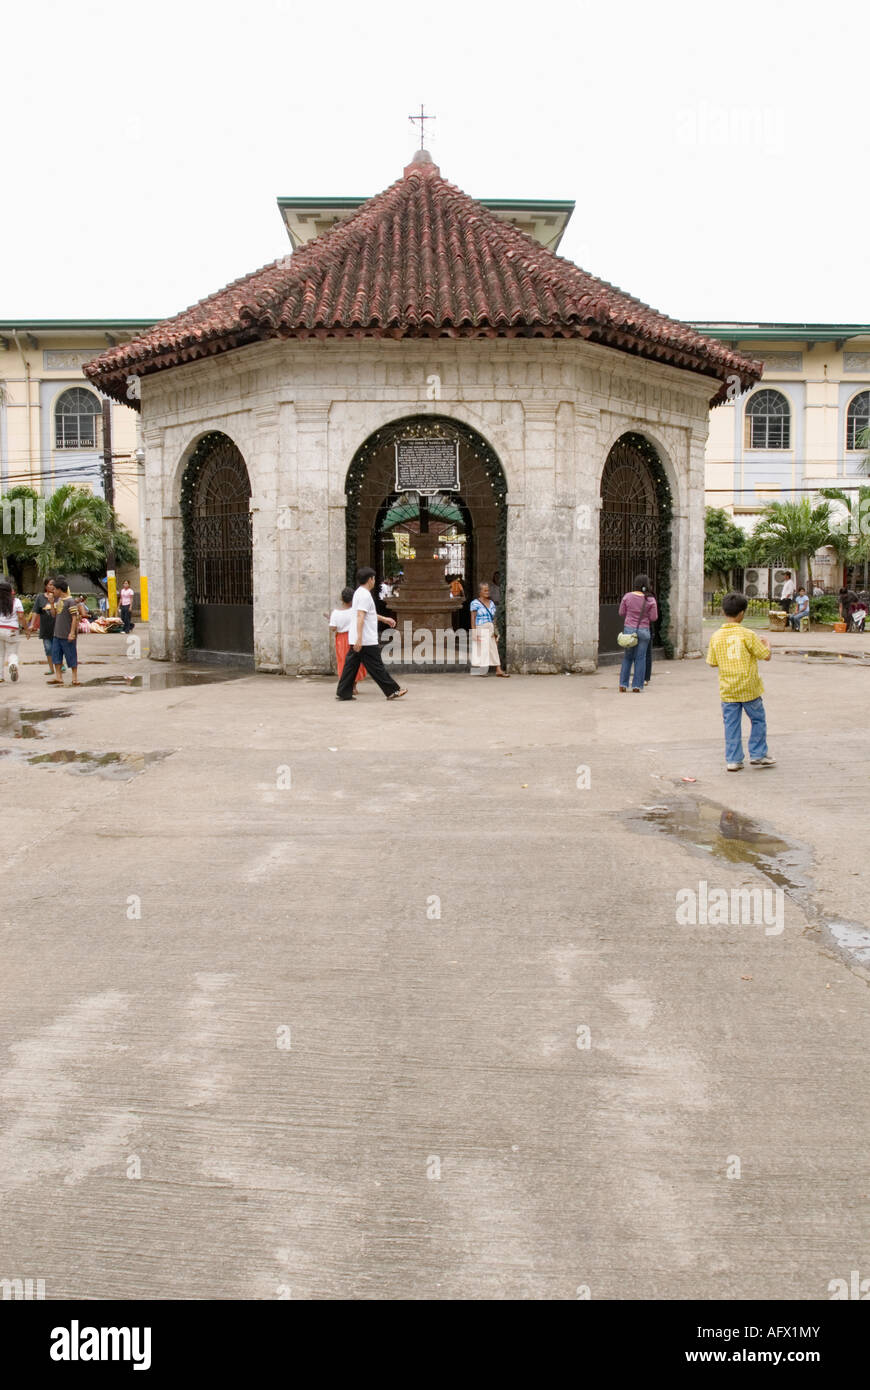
[747,498,836,590]
[0,485,40,582]
[819,483,870,588]
[0,483,137,589]
[30,484,111,576]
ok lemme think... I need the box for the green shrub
[810,595,839,624]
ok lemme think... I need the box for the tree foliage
[746,498,835,587]
[704,507,747,578]
[0,483,137,589]
[819,484,870,565]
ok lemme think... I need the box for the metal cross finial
[409,104,435,150]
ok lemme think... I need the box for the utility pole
[135,420,149,622]
[101,397,117,615]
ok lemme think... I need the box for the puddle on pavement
[631,799,811,892]
[82,669,248,690]
[0,707,74,739]
[627,795,869,976]
[779,648,870,664]
[826,922,870,964]
[0,747,173,780]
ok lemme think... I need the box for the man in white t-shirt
[336,568,407,701]
[779,572,795,614]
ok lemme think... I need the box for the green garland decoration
[619,431,674,658]
[345,415,509,657]
[179,431,224,650]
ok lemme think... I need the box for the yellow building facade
[0,320,150,601]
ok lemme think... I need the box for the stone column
[250,405,282,671]
[682,428,708,658]
[567,406,601,671]
[142,426,182,661]
[519,402,563,671]
[288,402,332,674]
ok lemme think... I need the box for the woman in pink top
[617,574,659,693]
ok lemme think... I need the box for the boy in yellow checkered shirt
[706,592,776,771]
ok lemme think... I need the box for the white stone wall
[139,338,712,673]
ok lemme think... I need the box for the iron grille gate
[188,436,254,654]
[598,439,662,653]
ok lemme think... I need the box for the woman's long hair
[0,580,14,618]
[632,573,653,596]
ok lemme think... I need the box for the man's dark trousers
[336,644,401,700]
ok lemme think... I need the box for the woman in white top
[0,579,26,683]
[469,582,508,677]
[329,587,366,685]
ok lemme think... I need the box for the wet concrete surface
[82,669,248,691]
[630,796,810,891]
[0,747,173,780]
[1,652,869,1300]
[627,793,870,975]
[779,648,870,664]
[0,706,74,739]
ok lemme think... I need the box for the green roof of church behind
[82,154,763,408]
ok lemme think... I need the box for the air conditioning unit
[771,568,792,600]
[743,567,769,599]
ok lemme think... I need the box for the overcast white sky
[2,0,867,325]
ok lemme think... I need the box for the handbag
[617,598,648,648]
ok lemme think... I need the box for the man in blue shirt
[789,586,810,630]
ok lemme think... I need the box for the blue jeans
[618,627,651,689]
[51,636,78,670]
[721,697,767,764]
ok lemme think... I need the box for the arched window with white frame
[744,388,790,450]
[846,391,870,452]
[55,387,101,449]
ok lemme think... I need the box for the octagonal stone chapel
[85,149,760,673]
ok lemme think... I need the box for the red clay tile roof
[84,155,761,406]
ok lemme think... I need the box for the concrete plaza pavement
[1,628,868,1300]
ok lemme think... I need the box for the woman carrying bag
[617,574,658,693]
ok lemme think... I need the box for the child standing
[329,587,366,686]
[706,592,775,771]
[48,576,85,687]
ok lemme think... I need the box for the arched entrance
[346,417,507,662]
[181,432,253,655]
[598,432,672,656]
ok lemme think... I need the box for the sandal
[387,688,408,700]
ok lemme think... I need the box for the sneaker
[9,665,18,682]
[750,755,776,767]
[726,762,744,771]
